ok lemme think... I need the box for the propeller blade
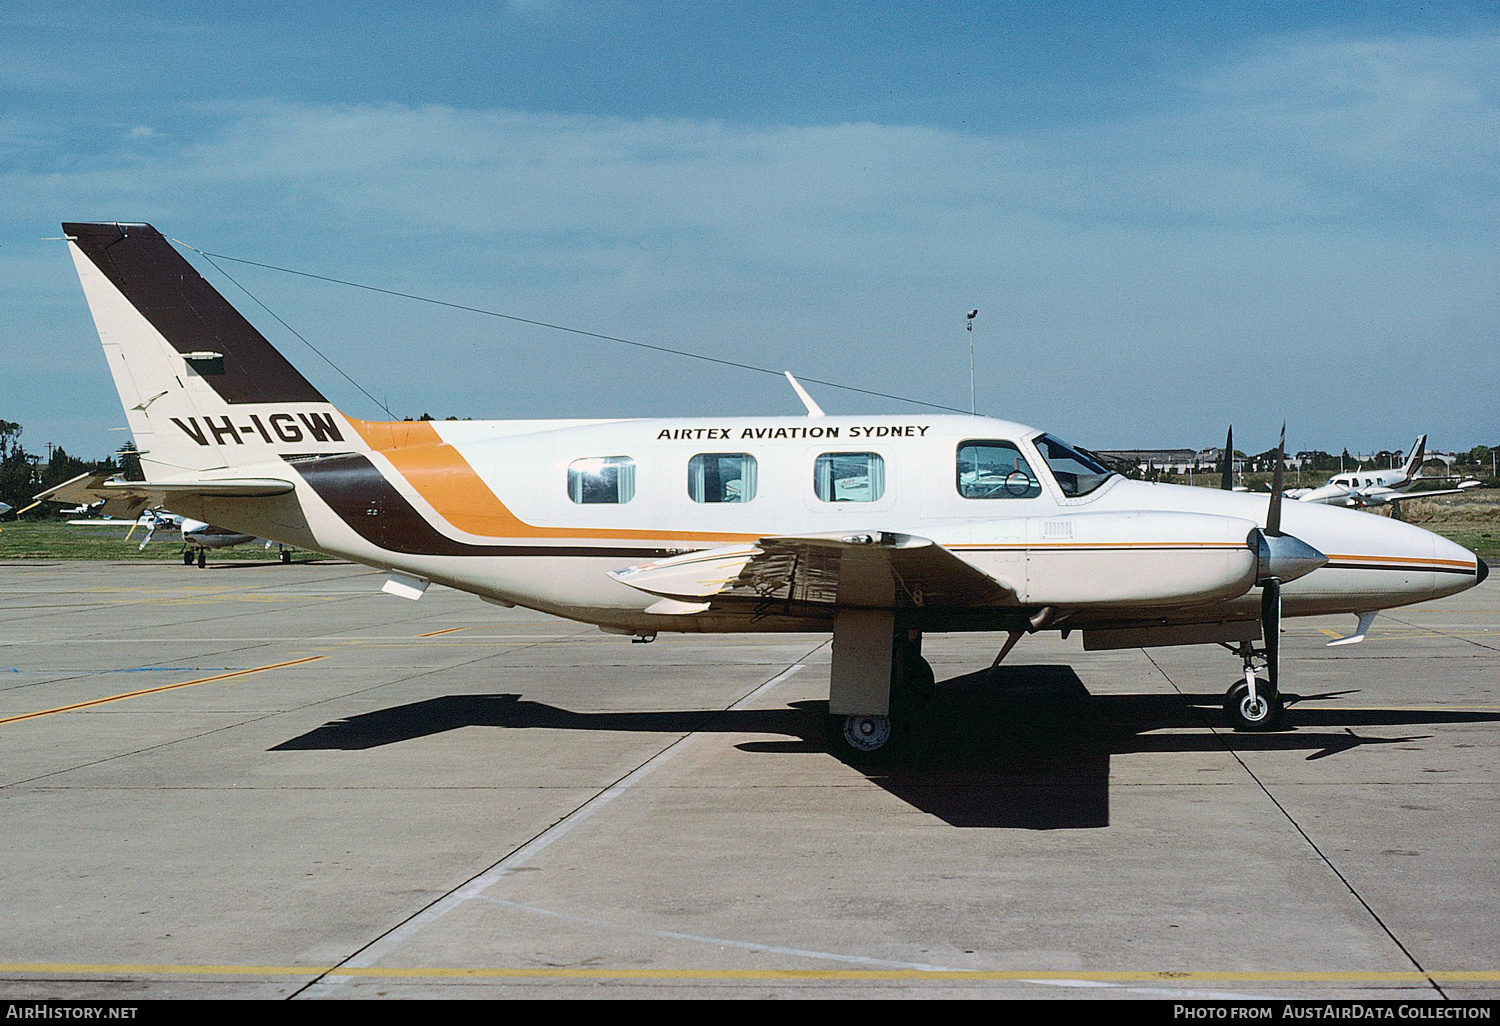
[1265,423,1286,537]
[1261,577,1281,691]
[138,523,157,550]
[1220,426,1234,491]
[124,518,141,543]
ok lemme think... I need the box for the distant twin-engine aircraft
[1288,435,1486,511]
[36,487,297,566]
[52,222,1487,756]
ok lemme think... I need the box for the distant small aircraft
[127,508,295,567]
[36,479,296,567]
[1287,436,1486,513]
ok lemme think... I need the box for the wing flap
[611,531,1016,610]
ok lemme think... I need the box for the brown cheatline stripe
[0,656,325,727]
[1325,552,1477,569]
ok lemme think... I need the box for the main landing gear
[826,617,934,758]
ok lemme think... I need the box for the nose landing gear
[1224,640,1284,731]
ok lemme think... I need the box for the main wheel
[280,549,292,563]
[182,550,194,565]
[825,713,895,760]
[1224,680,1284,732]
[197,549,206,568]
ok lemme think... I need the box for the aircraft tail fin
[1401,434,1427,482]
[63,222,368,477]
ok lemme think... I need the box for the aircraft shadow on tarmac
[272,665,1498,830]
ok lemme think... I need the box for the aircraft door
[924,439,1043,519]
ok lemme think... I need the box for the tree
[39,445,91,492]
[0,419,40,511]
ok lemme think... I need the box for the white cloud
[4,30,1497,454]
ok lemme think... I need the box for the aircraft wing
[610,531,1017,611]
[1385,486,1490,505]
[33,471,295,519]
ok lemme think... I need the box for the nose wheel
[1225,677,1283,731]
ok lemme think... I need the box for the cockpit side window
[956,441,1041,499]
[1033,434,1115,497]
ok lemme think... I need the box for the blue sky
[3,1,1496,458]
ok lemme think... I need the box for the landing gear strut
[826,620,933,758]
[1223,640,1283,731]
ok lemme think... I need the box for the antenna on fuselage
[783,371,825,418]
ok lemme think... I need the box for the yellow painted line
[1294,704,1500,712]
[0,656,326,727]
[418,626,470,637]
[0,963,1496,982]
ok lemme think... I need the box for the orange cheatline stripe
[0,656,325,727]
[1325,552,1477,569]
[346,417,759,545]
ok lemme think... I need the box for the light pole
[965,309,978,415]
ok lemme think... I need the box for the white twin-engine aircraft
[60,222,1488,756]
[1289,435,1485,511]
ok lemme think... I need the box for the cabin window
[956,441,1041,499]
[567,456,636,504]
[1033,434,1115,497]
[688,453,757,503]
[814,452,885,502]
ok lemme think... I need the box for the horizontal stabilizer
[34,471,295,519]
[611,531,1016,610]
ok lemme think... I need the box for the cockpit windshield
[1033,434,1116,497]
